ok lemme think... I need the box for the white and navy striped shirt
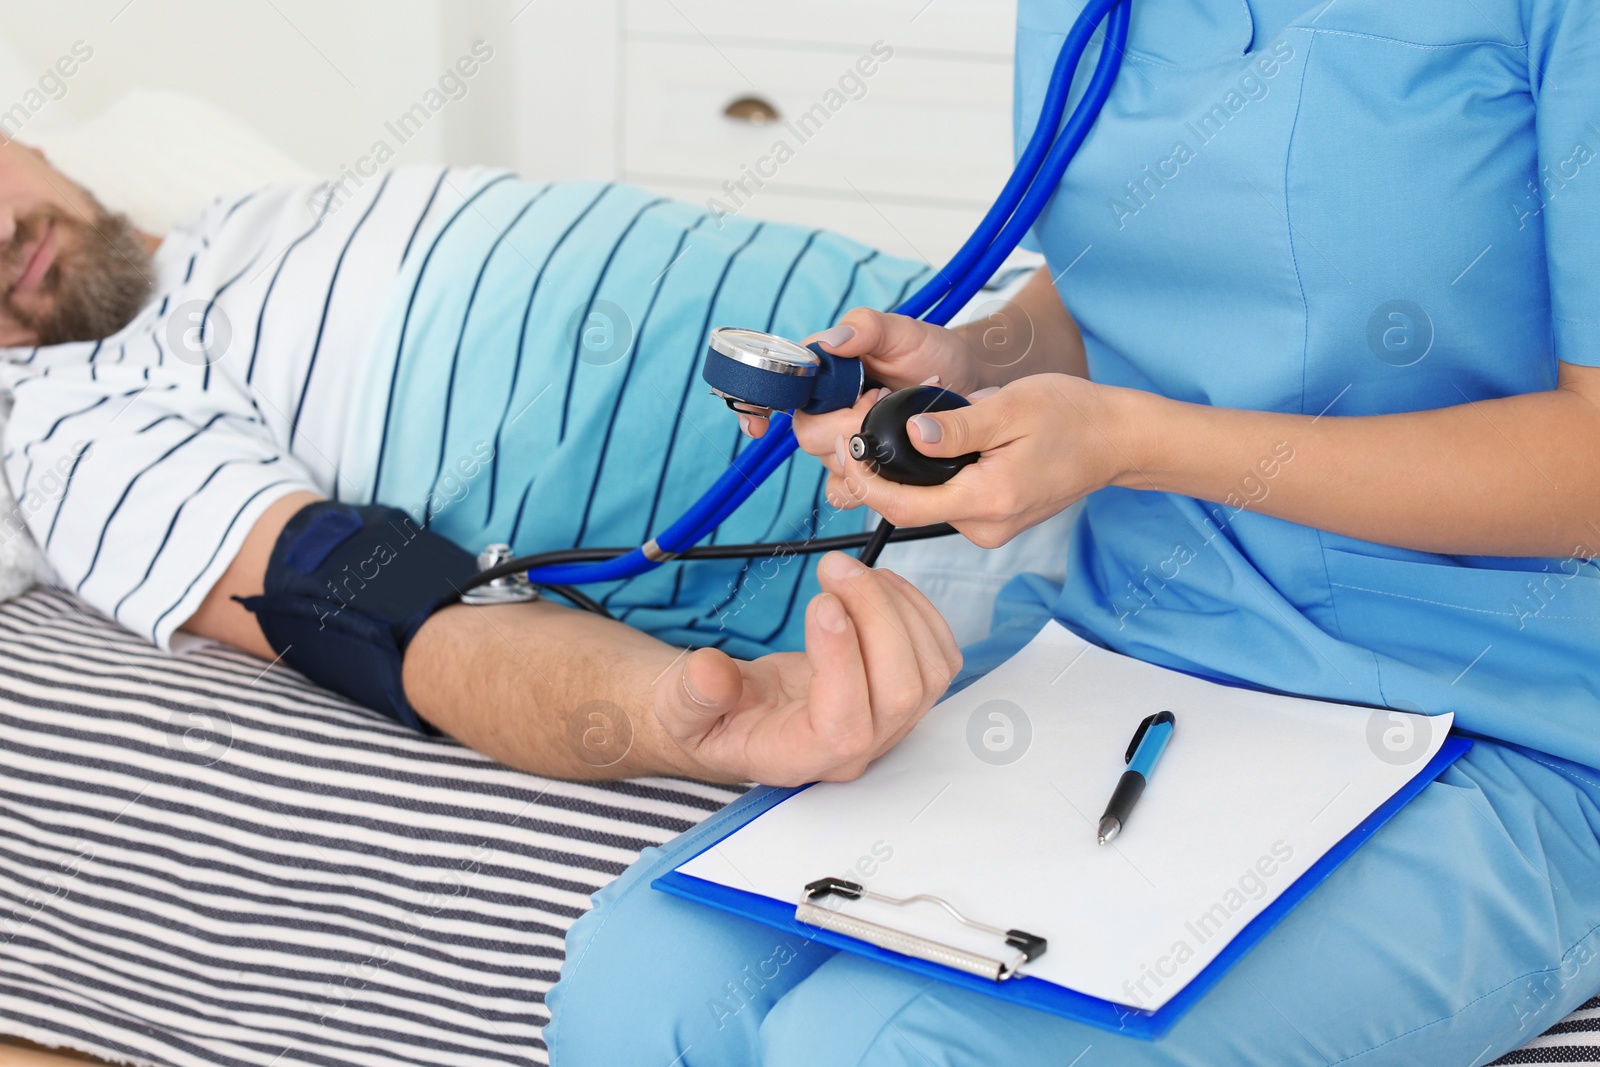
[0,167,503,650]
[2,166,933,659]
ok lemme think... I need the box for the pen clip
[1124,710,1176,764]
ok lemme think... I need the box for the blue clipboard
[654,732,1472,1040]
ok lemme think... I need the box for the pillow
[0,31,75,139]
[20,87,316,233]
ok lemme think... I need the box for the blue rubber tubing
[522,414,799,585]
[519,2,1128,587]
[924,0,1129,324]
[896,0,1126,323]
[666,416,802,552]
[676,425,802,551]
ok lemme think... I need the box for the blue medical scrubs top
[995,0,1600,767]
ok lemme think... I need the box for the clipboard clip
[797,876,1047,982]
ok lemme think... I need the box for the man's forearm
[186,492,960,787]
[183,490,713,781]
[402,598,720,782]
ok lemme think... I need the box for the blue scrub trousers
[545,740,1600,1065]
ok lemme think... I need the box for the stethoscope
[461,0,1131,615]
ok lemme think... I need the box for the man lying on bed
[0,137,970,786]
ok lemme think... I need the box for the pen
[1097,711,1176,845]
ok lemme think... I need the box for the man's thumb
[661,648,742,740]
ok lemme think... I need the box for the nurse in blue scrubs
[546,0,1600,1062]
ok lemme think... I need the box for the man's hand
[654,551,962,786]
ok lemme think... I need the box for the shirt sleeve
[1,347,319,651]
[1527,0,1600,366]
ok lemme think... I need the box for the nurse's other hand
[653,551,960,787]
[744,309,982,448]
[824,374,1133,548]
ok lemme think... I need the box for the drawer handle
[723,96,781,126]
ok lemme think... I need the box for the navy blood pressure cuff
[237,501,480,732]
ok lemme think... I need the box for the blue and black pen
[1097,711,1176,845]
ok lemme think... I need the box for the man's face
[0,137,154,348]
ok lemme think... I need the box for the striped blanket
[0,587,1593,1066]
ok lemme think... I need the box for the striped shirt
[0,166,932,657]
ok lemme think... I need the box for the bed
[0,586,733,1064]
[0,586,1593,1066]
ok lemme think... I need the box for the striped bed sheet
[0,586,1592,1066]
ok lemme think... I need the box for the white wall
[0,0,520,172]
[507,0,1021,264]
[0,0,1024,264]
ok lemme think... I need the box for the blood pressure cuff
[235,501,480,733]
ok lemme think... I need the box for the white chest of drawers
[510,0,1021,265]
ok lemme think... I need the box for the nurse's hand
[653,551,961,787]
[742,310,984,449]
[823,373,1134,548]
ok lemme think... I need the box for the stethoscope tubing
[466,521,959,601]
[511,0,1131,590]
[900,0,1128,323]
[519,411,800,585]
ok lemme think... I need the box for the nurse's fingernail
[919,375,941,387]
[910,415,942,444]
[834,433,850,468]
[968,386,1000,401]
[813,325,855,349]
[738,414,753,436]
[875,387,891,402]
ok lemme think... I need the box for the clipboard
[653,622,1471,1039]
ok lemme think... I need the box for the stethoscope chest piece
[850,386,979,486]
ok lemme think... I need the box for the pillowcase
[21,87,315,232]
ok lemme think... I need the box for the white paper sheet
[677,622,1451,1010]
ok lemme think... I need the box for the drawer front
[624,0,1017,56]
[620,39,1014,206]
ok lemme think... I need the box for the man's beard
[0,199,154,346]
